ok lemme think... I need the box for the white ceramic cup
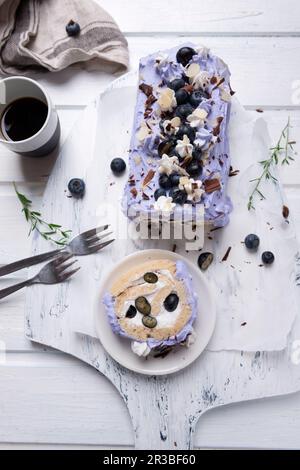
[0,76,60,157]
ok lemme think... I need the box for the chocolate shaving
[142,169,155,187]
[229,166,240,177]
[183,84,194,93]
[142,192,150,200]
[212,77,225,91]
[139,83,153,97]
[204,178,221,193]
[128,177,136,186]
[213,116,224,136]
[256,108,264,113]
[130,187,138,198]
[282,205,289,219]
[210,76,218,85]
[229,84,236,96]
[222,246,232,262]
[241,322,247,327]
[145,94,157,108]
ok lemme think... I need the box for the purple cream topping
[103,260,198,350]
[122,43,233,227]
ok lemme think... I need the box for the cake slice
[103,259,197,357]
[122,44,233,228]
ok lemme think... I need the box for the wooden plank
[0,353,133,446]
[97,0,300,35]
[24,37,300,108]
[1,352,300,449]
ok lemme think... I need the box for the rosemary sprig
[247,117,295,210]
[14,183,72,246]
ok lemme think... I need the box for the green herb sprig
[247,117,296,211]
[14,183,72,246]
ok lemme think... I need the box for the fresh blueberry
[154,188,167,200]
[164,293,179,312]
[176,124,195,142]
[110,158,126,175]
[175,103,194,120]
[261,251,275,265]
[192,146,202,162]
[126,305,137,319]
[169,173,181,187]
[66,20,81,37]
[158,139,175,157]
[168,78,186,91]
[159,174,172,190]
[176,47,196,66]
[169,187,187,204]
[68,178,85,197]
[175,89,190,105]
[198,252,214,271]
[244,234,260,250]
[189,90,207,107]
[187,161,202,178]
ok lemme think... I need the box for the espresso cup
[0,76,60,157]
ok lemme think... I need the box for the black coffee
[1,97,48,142]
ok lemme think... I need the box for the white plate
[95,249,216,375]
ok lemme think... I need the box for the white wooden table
[1,0,300,450]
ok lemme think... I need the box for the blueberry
[110,158,126,175]
[68,178,85,197]
[164,293,179,312]
[189,90,207,107]
[244,234,260,250]
[169,188,187,204]
[159,174,172,190]
[135,296,151,315]
[175,103,194,121]
[66,20,81,37]
[142,316,157,328]
[176,125,195,142]
[198,252,214,271]
[126,305,137,319]
[175,89,190,105]
[168,78,186,91]
[158,139,175,157]
[262,251,275,265]
[144,272,158,283]
[186,161,202,178]
[154,188,167,200]
[176,47,196,66]
[169,173,181,187]
[192,146,202,162]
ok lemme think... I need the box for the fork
[0,254,80,300]
[0,225,114,278]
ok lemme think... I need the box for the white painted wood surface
[1,0,300,449]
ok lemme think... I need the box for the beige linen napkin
[0,0,129,75]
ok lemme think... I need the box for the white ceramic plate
[95,249,216,375]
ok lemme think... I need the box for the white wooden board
[24,73,300,449]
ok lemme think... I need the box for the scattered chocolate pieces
[130,187,138,198]
[229,166,240,177]
[139,83,153,97]
[142,169,155,187]
[222,246,232,262]
[241,322,247,327]
[204,178,221,193]
[256,108,264,113]
[212,77,225,91]
[282,205,289,219]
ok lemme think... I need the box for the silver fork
[0,254,80,300]
[0,225,114,278]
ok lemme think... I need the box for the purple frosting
[103,260,198,350]
[122,43,233,227]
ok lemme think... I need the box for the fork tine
[86,231,113,245]
[59,266,81,281]
[86,239,115,254]
[56,259,78,274]
[79,225,110,240]
[53,252,73,265]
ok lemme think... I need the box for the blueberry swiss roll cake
[103,259,198,357]
[123,44,233,227]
